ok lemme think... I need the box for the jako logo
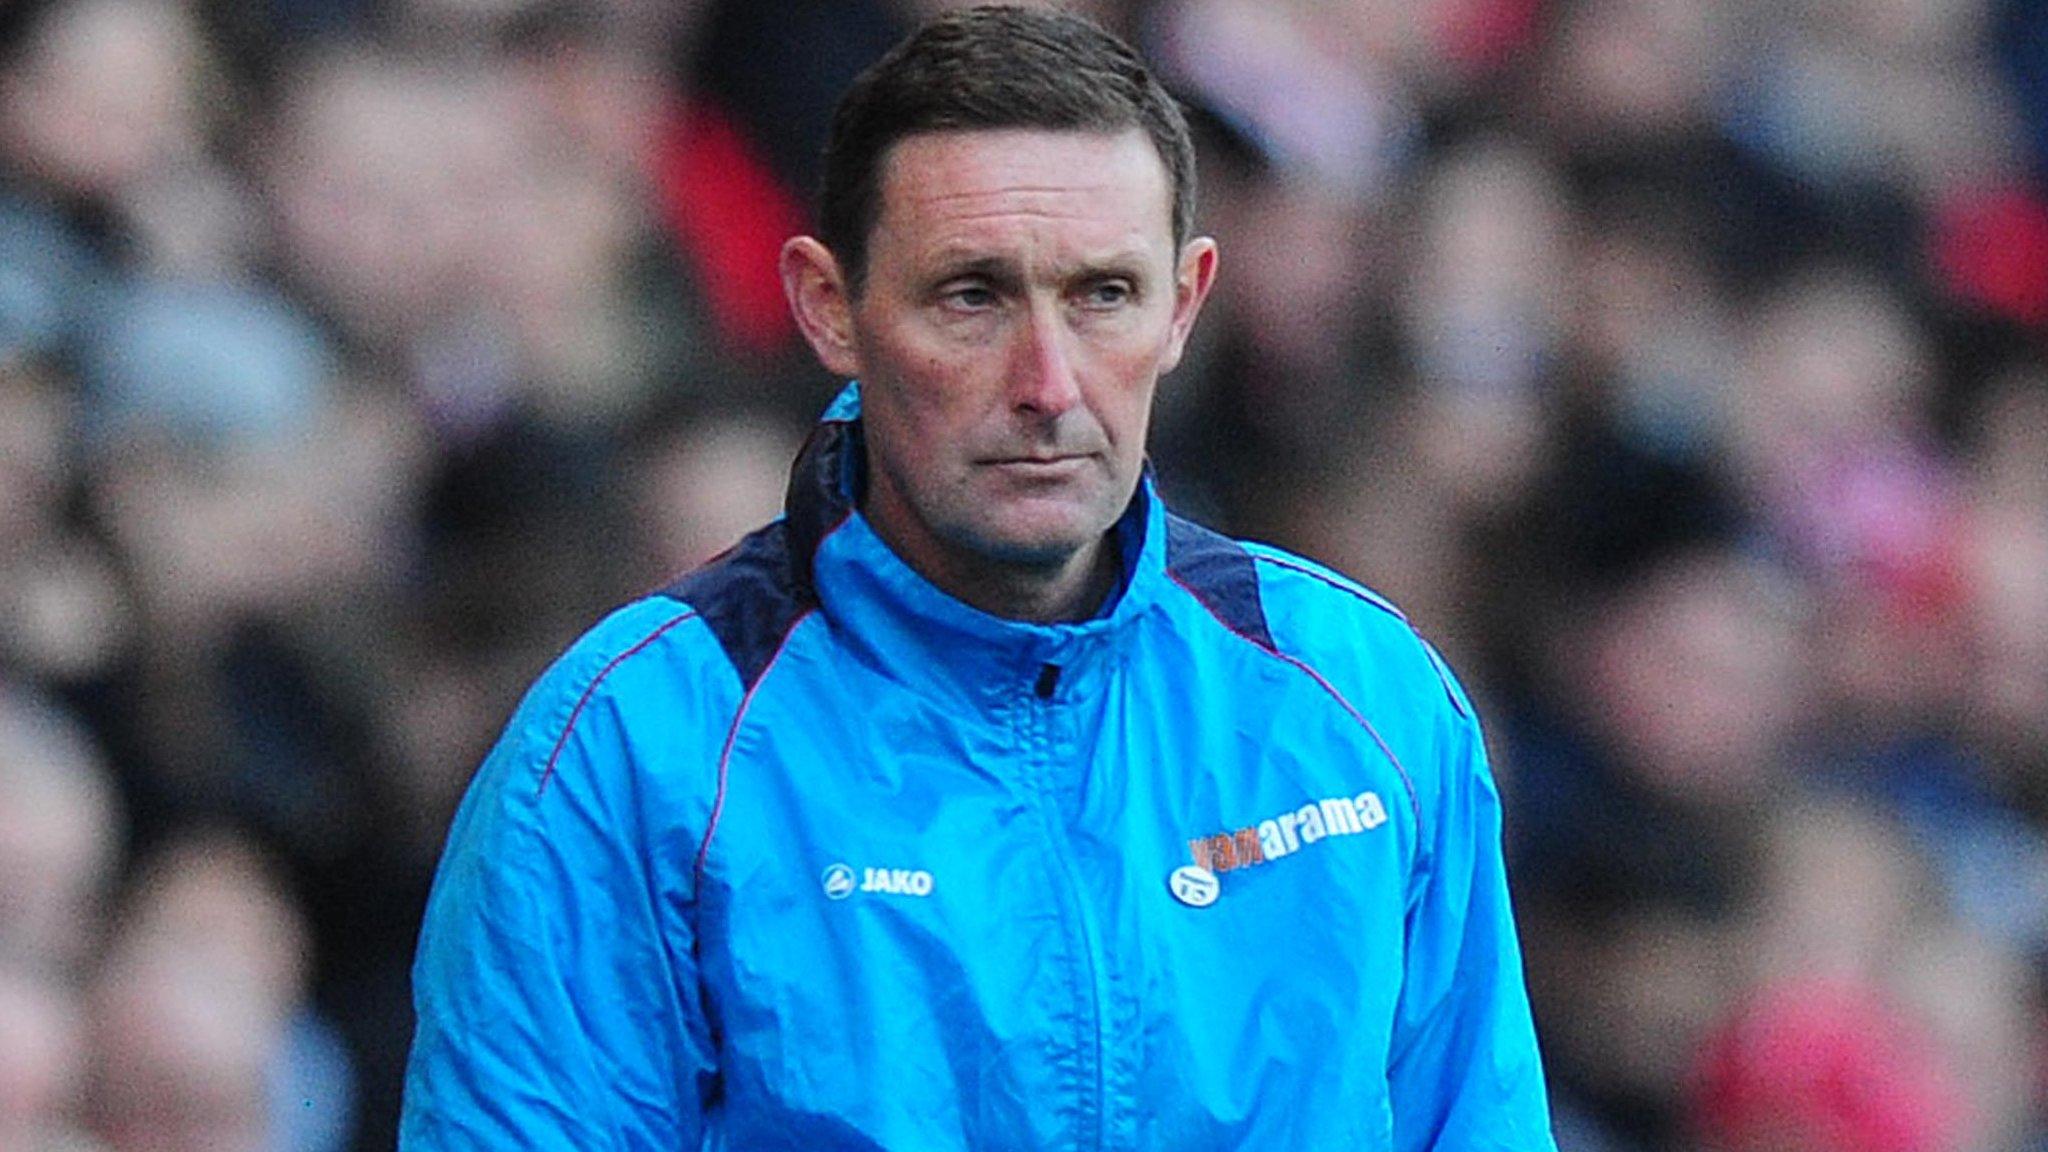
[1189,792,1389,874]
[860,867,934,897]
[821,863,857,900]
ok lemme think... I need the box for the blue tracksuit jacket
[402,388,1556,1150]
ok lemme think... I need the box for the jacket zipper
[1026,662,1111,1150]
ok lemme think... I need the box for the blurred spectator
[1728,265,1952,597]
[0,685,117,1149]
[0,0,204,203]
[1400,136,1568,510]
[83,831,353,1152]
[1149,0,1421,204]
[0,362,131,687]
[1537,0,1731,157]
[0,687,121,972]
[1509,541,1809,1147]
[264,46,673,435]
[0,0,256,275]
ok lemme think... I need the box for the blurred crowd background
[1,0,2044,1149]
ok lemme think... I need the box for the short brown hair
[818,5,1196,291]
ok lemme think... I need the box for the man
[402,7,1556,1149]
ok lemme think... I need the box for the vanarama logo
[1189,792,1390,873]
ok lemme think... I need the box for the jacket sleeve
[400,611,719,1149]
[1387,653,1557,1152]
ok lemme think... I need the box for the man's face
[801,128,1214,582]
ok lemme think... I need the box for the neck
[947,538,1121,624]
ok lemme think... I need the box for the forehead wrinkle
[917,213,1152,247]
[889,198,1160,260]
[924,241,1153,270]
[893,188,1161,236]
[915,180,1133,206]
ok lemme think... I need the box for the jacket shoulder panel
[1163,513,1275,652]
[657,519,823,693]
[1242,543,1467,719]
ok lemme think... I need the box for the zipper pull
[1033,662,1061,699]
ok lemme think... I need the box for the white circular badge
[822,863,857,900]
[1168,865,1220,908]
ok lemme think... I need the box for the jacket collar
[786,383,1167,706]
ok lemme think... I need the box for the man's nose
[1010,301,1082,416]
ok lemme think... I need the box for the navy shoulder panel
[1247,545,1471,720]
[1164,513,1275,653]
[1245,547,1409,624]
[657,522,809,691]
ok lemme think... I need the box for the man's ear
[781,236,861,378]
[1159,236,1218,374]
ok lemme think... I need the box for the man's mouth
[984,454,1092,476]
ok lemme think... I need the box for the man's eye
[943,285,998,310]
[1081,280,1134,308]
